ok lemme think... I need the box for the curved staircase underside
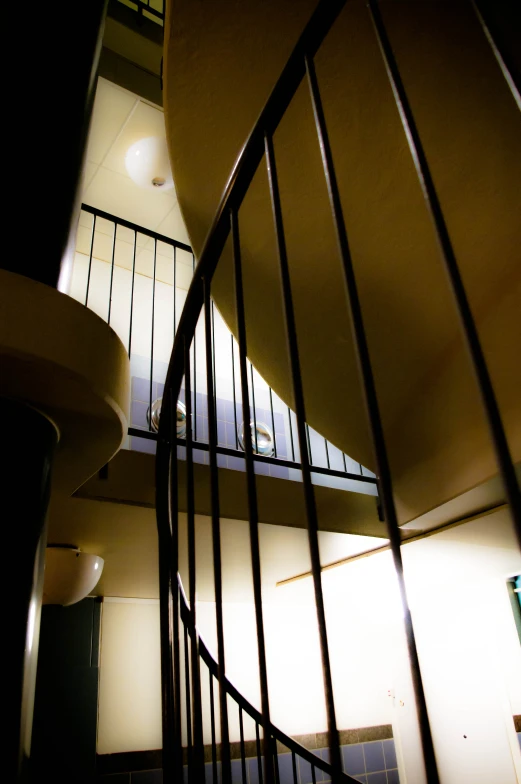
[164,0,521,524]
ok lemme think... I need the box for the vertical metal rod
[239,706,248,784]
[209,670,218,784]
[250,363,259,454]
[184,336,205,779]
[305,51,439,783]
[149,239,157,432]
[173,245,177,340]
[85,214,96,307]
[255,722,264,784]
[264,132,342,778]
[471,0,521,111]
[128,230,137,359]
[204,279,232,784]
[192,254,197,441]
[324,438,330,470]
[272,736,280,784]
[107,221,117,325]
[367,1,521,542]
[288,407,296,462]
[231,207,273,783]
[231,336,239,449]
[311,764,317,784]
[269,388,278,458]
[359,463,363,476]
[291,751,298,784]
[342,452,347,473]
[306,424,313,465]
[183,626,193,773]
[212,302,218,442]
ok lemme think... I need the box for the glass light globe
[125,136,174,191]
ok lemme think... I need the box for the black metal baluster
[193,255,197,441]
[239,706,248,784]
[367,0,521,544]
[231,336,239,448]
[184,625,193,776]
[184,336,206,779]
[324,439,331,470]
[204,279,232,784]
[212,302,218,444]
[305,50,440,782]
[250,363,259,454]
[264,132,342,778]
[288,407,296,462]
[128,230,137,359]
[107,221,117,325]
[231,207,273,782]
[291,752,298,784]
[255,722,264,784]
[272,736,280,784]
[85,214,96,307]
[311,763,317,784]
[342,452,347,474]
[269,388,278,458]
[209,670,218,784]
[173,245,177,340]
[149,238,157,432]
[306,424,313,465]
[471,0,521,111]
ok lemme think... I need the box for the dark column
[4,400,58,781]
[6,0,108,289]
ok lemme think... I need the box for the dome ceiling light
[43,545,104,606]
[125,136,174,191]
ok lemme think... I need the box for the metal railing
[77,204,376,490]
[155,1,521,782]
[115,0,164,25]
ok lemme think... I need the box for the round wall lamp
[148,397,186,438]
[43,546,104,606]
[238,421,274,457]
[125,136,174,191]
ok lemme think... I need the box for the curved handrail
[178,578,359,784]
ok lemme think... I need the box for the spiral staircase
[156,1,521,783]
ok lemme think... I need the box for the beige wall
[97,598,162,754]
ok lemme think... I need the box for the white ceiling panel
[102,99,168,177]
[86,78,137,166]
[155,204,191,246]
[83,166,175,232]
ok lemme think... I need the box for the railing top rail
[81,203,193,253]
[178,578,359,784]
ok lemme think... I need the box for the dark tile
[225,422,237,447]
[364,742,384,774]
[216,398,226,420]
[254,460,269,476]
[131,436,156,455]
[193,448,206,465]
[517,731,521,751]
[228,455,245,473]
[132,376,149,402]
[131,400,149,428]
[248,756,264,784]
[298,753,320,784]
[358,726,392,743]
[225,400,237,424]
[217,419,226,445]
[131,771,163,783]
[269,464,289,480]
[383,740,397,770]
[386,770,400,784]
[178,388,185,404]
[276,753,293,784]
[205,761,221,784]
[339,730,360,746]
[230,758,246,784]
[274,412,284,432]
[156,382,165,398]
[196,391,206,412]
[354,778,366,784]
[366,773,386,784]
[343,744,365,776]
[217,454,227,469]
[274,434,287,458]
[177,445,186,461]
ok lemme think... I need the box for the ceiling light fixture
[43,545,104,606]
[125,136,174,191]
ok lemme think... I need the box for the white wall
[96,509,521,784]
[97,598,162,754]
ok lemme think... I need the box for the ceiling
[82,76,190,247]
